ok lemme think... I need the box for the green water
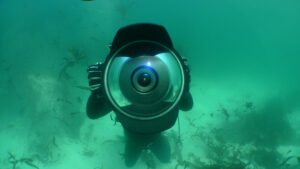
[0,0,300,168]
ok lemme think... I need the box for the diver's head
[102,23,192,133]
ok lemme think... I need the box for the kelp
[140,150,157,169]
[175,160,247,169]
[279,155,300,168]
[59,47,86,80]
[8,152,39,169]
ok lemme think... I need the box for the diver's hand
[87,62,103,95]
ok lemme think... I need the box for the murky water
[1,0,300,168]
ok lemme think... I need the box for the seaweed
[245,101,254,110]
[29,135,62,164]
[175,99,299,169]
[82,149,95,157]
[173,117,249,169]
[167,130,183,162]
[52,136,58,148]
[113,0,136,20]
[8,152,39,169]
[70,111,81,116]
[279,155,296,167]
[174,157,247,169]
[279,155,300,168]
[58,47,87,80]
[219,105,230,120]
[140,149,156,169]
[56,97,73,105]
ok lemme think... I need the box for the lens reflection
[138,73,152,87]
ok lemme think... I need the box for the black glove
[87,62,103,96]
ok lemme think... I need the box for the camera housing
[101,24,191,134]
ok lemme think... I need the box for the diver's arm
[86,62,111,119]
[179,56,193,111]
[179,91,193,111]
[86,93,111,119]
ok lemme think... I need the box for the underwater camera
[100,23,192,133]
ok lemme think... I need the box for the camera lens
[138,73,151,87]
[131,66,158,93]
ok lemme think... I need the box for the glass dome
[104,41,185,120]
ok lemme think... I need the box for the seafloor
[1,0,300,169]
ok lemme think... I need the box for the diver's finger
[88,71,102,79]
[90,84,101,91]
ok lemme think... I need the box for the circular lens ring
[104,40,185,120]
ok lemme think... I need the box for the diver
[86,23,193,167]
